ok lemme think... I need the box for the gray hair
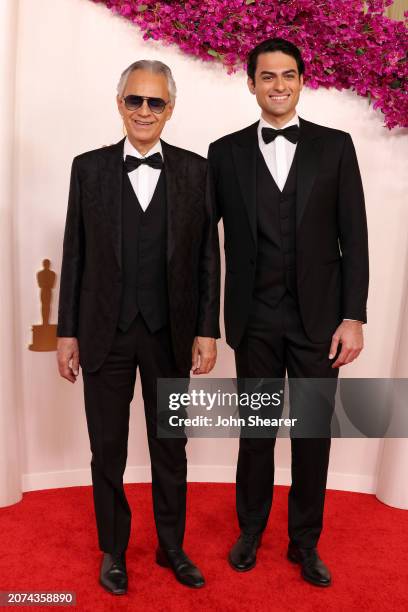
[117,60,177,104]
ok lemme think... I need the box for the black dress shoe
[228,533,262,572]
[99,552,128,595]
[287,543,331,587]
[156,547,205,588]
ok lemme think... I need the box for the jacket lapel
[161,139,185,262]
[296,118,323,229]
[231,122,259,248]
[99,137,125,270]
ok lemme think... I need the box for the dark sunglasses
[122,95,169,114]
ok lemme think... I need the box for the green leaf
[137,4,148,11]
[246,0,256,4]
[173,20,185,30]
[207,49,225,61]
[356,48,365,56]
[390,79,401,89]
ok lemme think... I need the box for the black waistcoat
[117,170,169,332]
[252,147,298,312]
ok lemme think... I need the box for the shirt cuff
[343,319,363,322]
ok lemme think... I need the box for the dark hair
[247,38,305,82]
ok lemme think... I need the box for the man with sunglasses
[57,60,220,594]
[208,38,368,586]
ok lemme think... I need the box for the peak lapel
[296,118,323,229]
[99,138,125,270]
[231,122,259,248]
[161,139,185,262]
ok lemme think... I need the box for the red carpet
[0,483,407,611]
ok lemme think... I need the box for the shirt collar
[123,137,162,160]
[258,113,299,140]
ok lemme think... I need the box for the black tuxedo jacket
[57,138,220,373]
[208,117,369,348]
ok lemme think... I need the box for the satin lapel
[231,122,259,248]
[296,118,323,229]
[99,138,125,270]
[161,139,185,262]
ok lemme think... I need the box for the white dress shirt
[257,114,299,191]
[123,137,162,211]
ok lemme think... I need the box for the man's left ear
[299,74,304,90]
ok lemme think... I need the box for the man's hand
[191,337,217,375]
[57,337,80,383]
[329,321,364,368]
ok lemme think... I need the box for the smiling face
[116,69,174,154]
[247,51,303,127]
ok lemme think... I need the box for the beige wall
[386,0,407,21]
[4,0,408,500]
[0,0,21,508]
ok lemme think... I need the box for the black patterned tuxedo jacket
[57,138,220,372]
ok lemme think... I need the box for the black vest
[117,170,169,332]
[252,147,298,313]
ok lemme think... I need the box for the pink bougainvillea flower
[92,0,407,129]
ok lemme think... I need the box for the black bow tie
[124,152,163,172]
[262,125,300,145]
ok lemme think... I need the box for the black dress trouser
[234,292,339,549]
[82,314,189,554]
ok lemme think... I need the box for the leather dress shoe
[156,547,205,588]
[228,533,262,572]
[287,542,331,587]
[99,552,128,595]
